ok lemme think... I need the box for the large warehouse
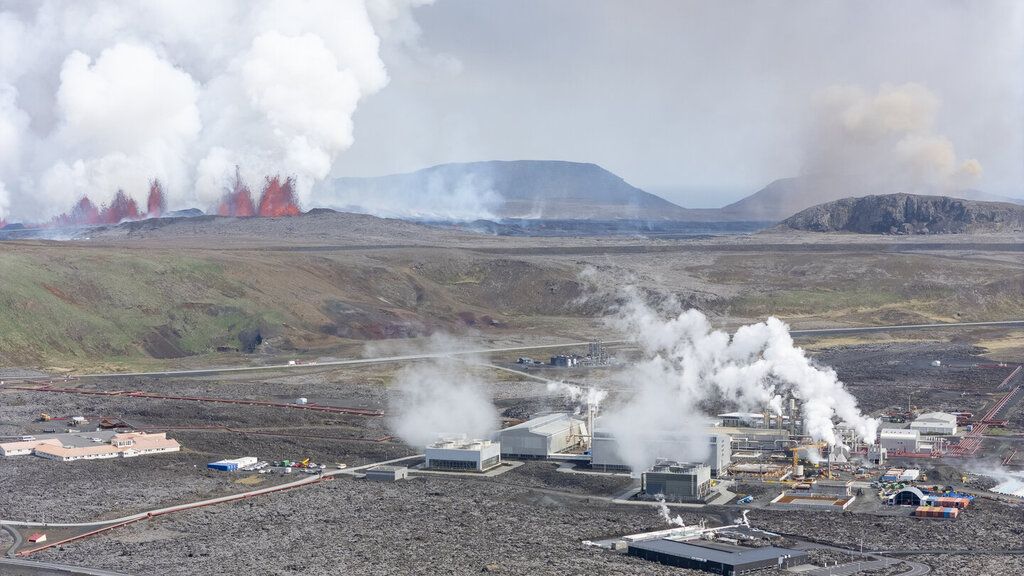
[628,538,808,574]
[591,429,732,475]
[499,413,584,458]
[911,412,958,435]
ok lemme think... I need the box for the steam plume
[656,496,687,527]
[602,289,878,472]
[546,381,607,414]
[387,358,499,448]
[0,0,427,222]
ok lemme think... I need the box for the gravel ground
[906,554,1024,575]
[0,451,290,523]
[815,342,1010,415]
[483,461,636,497]
[36,475,720,576]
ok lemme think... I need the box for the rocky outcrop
[781,194,1024,234]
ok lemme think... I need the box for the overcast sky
[333,0,1024,207]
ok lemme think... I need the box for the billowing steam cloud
[805,83,982,191]
[602,290,878,472]
[0,0,427,222]
[387,358,500,448]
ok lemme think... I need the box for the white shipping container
[227,456,258,467]
[899,469,920,482]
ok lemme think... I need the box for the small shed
[365,465,409,481]
[27,532,47,543]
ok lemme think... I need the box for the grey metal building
[642,460,712,502]
[499,413,583,458]
[365,465,409,481]
[628,539,808,575]
[591,430,732,476]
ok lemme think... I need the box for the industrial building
[641,460,712,502]
[888,487,970,508]
[208,456,258,471]
[879,428,921,452]
[717,412,765,428]
[549,354,579,367]
[425,438,501,471]
[0,431,180,461]
[728,463,787,478]
[590,429,731,475]
[911,412,958,435]
[365,465,409,481]
[809,480,853,497]
[627,538,808,574]
[718,427,791,452]
[499,413,584,458]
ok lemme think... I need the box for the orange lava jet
[257,176,301,217]
[147,180,167,218]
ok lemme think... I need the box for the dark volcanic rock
[780,193,1024,234]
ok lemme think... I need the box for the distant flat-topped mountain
[720,175,1023,222]
[324,160,697,220]
[781,193,1024,234]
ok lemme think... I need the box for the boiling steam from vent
[656,496,686,527]
[805,83,982,192]
[601,289,878,472]
[546,381,607,414]
[0,0,429,222]
[387,358,500,448]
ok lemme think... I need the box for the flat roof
[368,465,407,472]
[630,538,806,565]
[880,428,919,437]
[502,413,574,436]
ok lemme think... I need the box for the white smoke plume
[655,496,687,527]
[601,289,878,472]
[0,0,428,221]
[974,463,1024,499]
[545,381,607,414]
[387,358,500,448]
[319,170,503,221]
[804,83,982,192]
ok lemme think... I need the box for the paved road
[23,319,1017,381]
[0,557,133,576]
[806,558,897,576]
[70,341,606,380]
[788,319,1024,337]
